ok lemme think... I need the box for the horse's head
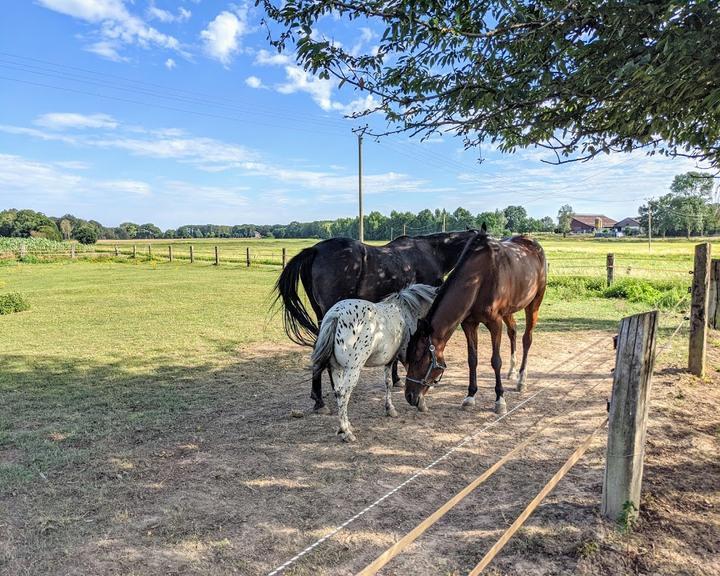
[405,318,446,409]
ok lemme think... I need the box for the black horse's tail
[274,246,319,346]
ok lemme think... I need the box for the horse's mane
[425,230,489,323]
[383,283,437,317]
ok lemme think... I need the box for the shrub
[73,224,99,245]
[0,292,30,315]
[603,278,686,309]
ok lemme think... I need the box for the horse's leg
[309,304,330,413]
[504,315,518,380]
[334,366,360,442]
[391,358,403,387]
[461,319,479,410]
[311,370,330,414]
[488,317,507,415]
[518,297,542,392]
[384,364,398,417]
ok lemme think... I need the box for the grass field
[0,237,716,575]
[0,238,694,489]
[5,234,715,280]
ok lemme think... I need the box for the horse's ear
[480,222,487,233]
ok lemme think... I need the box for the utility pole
[403,223,407,236]
[353,127,367,243]
[442,211,446,232]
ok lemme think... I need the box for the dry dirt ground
[1,330,718,575]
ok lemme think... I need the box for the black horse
[274,231,476,412]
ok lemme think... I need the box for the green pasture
[0,237,707,491]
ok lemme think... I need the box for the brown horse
[404,227,547,415]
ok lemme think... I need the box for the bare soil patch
[1,330,718,575]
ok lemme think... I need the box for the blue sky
[0,1,701,229]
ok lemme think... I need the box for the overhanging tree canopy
[260,0,720,168]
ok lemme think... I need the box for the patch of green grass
[0,291,30,314]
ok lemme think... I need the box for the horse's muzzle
[405,387,420,407]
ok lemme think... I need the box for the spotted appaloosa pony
[404,227,547,415]
[274,231,476,413]
[311,284,437,442]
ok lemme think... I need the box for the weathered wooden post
[168,245,173,262]
[132,244,136,259]
[114,245,119,257]
[246,247,250,267]
[190,245,194,264]
[148,244,152,259]
[602,310,659,523]
[214,246,219,266]
[282,247,287,269]
[71,244,76,259]
[708,259,720,329]
[19,242,26,259]
[689,243,711,376]
[606,253,615,286]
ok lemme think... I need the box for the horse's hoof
[461,396,476,410]
[313,405,331,415]
[341,431,357,443]
[386,407,398,418]
[516,377,526,392]
[495,398,507,415]
[392,379,404,388]
[417,397,429,413]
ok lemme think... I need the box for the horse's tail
[273,246,320,346]
[311,311,339,372]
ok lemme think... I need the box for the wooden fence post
[71,244,76,259]
[689,243,711,376]
[148,244,152,259]
[132,244,136,259]
[214,246,219,266]
[19,242,26,259]
[602,310,659,523]
[282,247,287,269]
[168,246,173,262]
[708,259,720,329]
[190,245,194,264]
[246,247,250,267]
[114,245,119,257]
[606,253,615,286]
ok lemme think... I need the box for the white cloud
[34,112,118,130]
[165,57,176,70]
[37,0,181,60]
[2,117,435,197]
[254,49,291,66]
[245,75,263,89]
[253,49,378,115]
[277,66,336,111]
[91,135,259,171]
[0,153,151,198]
[147,2,191,23]
[200,9,248,66]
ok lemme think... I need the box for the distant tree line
[638,172,720,238]
[2,173,716,243]
[0,206,558,244]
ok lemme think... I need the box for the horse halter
[406,343,447,388]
